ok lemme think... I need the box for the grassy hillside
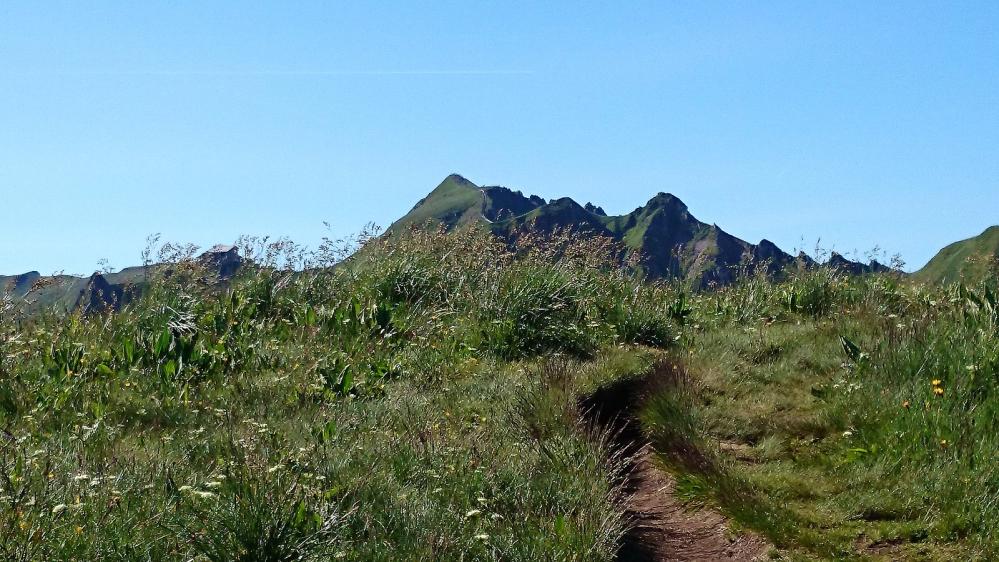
[634,269,999,560]
[916,226,999,284]
[0,228,682,560]
[3,224,998,559]
[386,174,485,232]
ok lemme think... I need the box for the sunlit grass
[0,227,679,560]
[639,270,999,560]
[2,225,997,560]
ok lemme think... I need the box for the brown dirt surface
[581,369,772,562]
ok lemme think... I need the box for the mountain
[2,245,243,314]
[827,252,891,276]
[916,226,999,285]
[3,174,898,310]
[1,273,91,312]
[387,174,548,230]
[389,174,882,285]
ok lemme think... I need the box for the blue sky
[1,1,997,274]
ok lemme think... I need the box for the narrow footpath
[581,369,771,561]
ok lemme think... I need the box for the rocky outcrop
[827,252,890,275]
[198,245,243,278]
[74,273,127,314]
[480,186,547,222]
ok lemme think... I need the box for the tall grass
[0,226,678,560]
[642,267,999,559]
[5,223,998,559]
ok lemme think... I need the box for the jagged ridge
[2,246,243,314]
[391,174,883,285]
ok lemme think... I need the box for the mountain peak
[388,175,901,286]
[387,174,484,232]
[76,272,125,315]
[827,252,891,275]
[198,245,243,278]
[645,192,688,210]
[480,185,547,222]
[444,173,476,187]
[547,196,584,209]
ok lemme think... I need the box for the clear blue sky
[2,1,997,274]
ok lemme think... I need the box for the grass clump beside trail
[639,269,999,560]
[0,226,679,561]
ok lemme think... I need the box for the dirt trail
[581,372,771,562]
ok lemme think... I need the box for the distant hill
[2,174,903,309]
[1,245,242,314]
[389,174,886,286]
[916,226,999,285]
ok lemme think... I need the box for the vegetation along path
[582,363,770,561]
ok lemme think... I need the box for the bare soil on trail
[581,372,771,562]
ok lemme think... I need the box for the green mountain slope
[389,174,886,286]
[386,174,484,231]
[387,174,549,232]
[916,226,999,284]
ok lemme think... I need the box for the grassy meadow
[1,227,998,560]
[642,269,999,560]
[0,228,679,561]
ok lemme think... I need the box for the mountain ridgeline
[389,174,889,286]
[1,245,243,314]
[12,173,965,316]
